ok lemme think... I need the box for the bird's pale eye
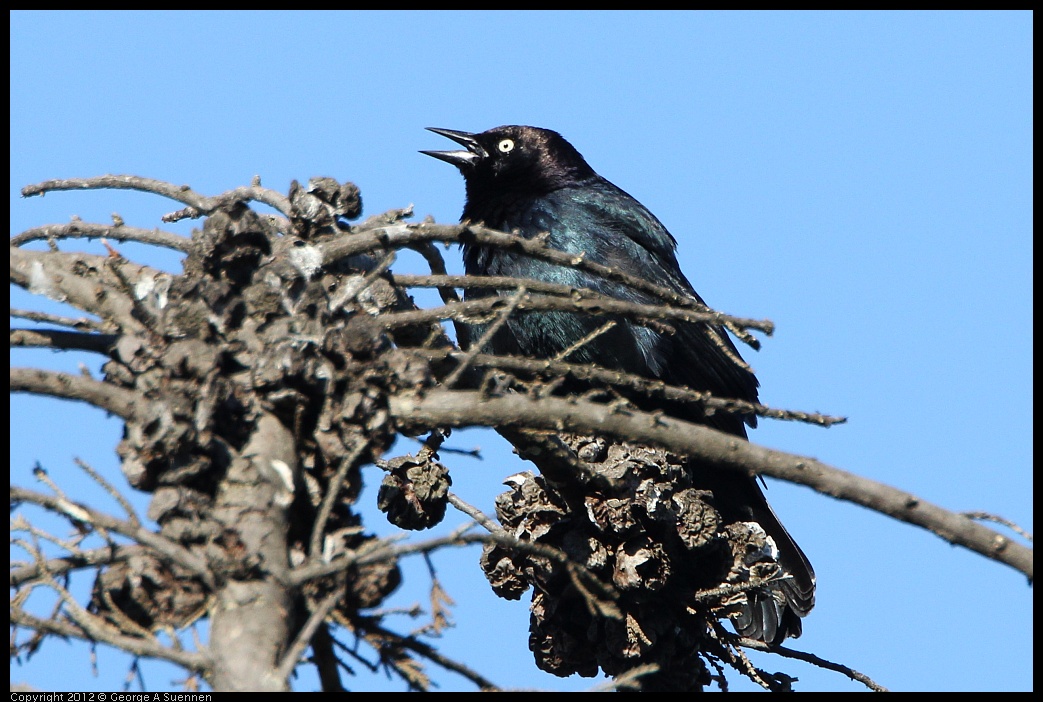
[497,139,514,153]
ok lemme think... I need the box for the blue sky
[10,11,1032,692]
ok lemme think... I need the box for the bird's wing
[555,179,682,276]
[523,183,760,417]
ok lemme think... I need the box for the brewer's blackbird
[423,125,814,644]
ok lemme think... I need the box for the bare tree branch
[10,607,209,672]
[731,635,889,692]
[378,288,773,337]
[11,247,159,335]
[22,175,293,222]
[11,328,117,354]
[351,618,501,692]
[11,485,215,588]
[11,221,191,253]
[387,389,1033,579]
[11,367,140,421]
[10,543,134,587]
[408,347,845,427]
[276,589,344,683]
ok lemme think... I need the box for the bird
[422,125,814,644]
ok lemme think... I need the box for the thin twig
[353,619,501,691]
[321,221,772,347]
[409,347,846,427]
[393,272,607,299]
[378,290,773,338]
[276,589,345,683]
[443,286,527,388]
[309,439,371,560]
[10,544,136,588]
[401,246,461,305]
[12,537,208,672]
[962,511,1033,542]
[553,319,617,362]
[74,458,140,525]
[588,664,661,691]
[10,308,113,333]
[11,486,215,589]
[732,635,889,692]
[348,251,397,303]
[11,603,209,673]
[707,620,772,690]
[691,573,794,604]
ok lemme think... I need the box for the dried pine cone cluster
[377,452,453,530]
[479,439,784,690]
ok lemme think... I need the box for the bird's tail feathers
[690,466,816,645]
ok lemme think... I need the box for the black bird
[423,125,814,644]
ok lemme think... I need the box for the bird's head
[421,125,597,200]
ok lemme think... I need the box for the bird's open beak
[421,127,486,168]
